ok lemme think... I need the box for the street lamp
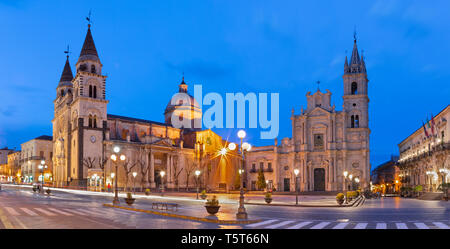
[160,171,166,196]
[132,172,137,194]
[355,177,360,191]
[110,173,115,193]
[110,147,126,205]
[236,129,251,220]
[38,160,48,193]
[294,169,300,205]
[349,174,353,191]
[195,170,201,199]
[343,171,348,204]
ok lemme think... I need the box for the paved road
[0,186,448,229]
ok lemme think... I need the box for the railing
[399,142,450,166]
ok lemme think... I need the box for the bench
[151,202,178,211]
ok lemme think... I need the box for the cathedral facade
[52,24,240,191]
[245,38,371,192]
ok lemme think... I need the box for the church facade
[245,38,371,192]
[51,24,240,191]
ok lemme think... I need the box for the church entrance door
[283,178,290,192]
[314,168,325,191]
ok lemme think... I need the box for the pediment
[307,107,331,116]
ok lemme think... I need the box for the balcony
[398,142,450,166]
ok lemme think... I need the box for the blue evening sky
[1,0,450,170]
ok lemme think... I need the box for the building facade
[371,156,400,194]
[245,38,371,192]
[20,135,53,183]
[51,23,239,191]
[397,105,450,192]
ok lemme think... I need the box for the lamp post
[38,160,47,193]
[355,177,360,191]
[110,172,115,193]
[294,169,300,205]
[195,170,201,199]
[343,171,348,204]
[110,146,126,205]
[235,129,251,220]
[160,171,166,196]
[349,174,353,191]
[132,172,137,194]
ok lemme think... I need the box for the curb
[103,204,261,225]
[244,202,351,208]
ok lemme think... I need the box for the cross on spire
[353,26,357,42]
[86,10,92,27]
[316,80,320,90]
[64,45,71,59]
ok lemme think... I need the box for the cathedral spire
[350,39,360,66]
[58,55,73,86]
[78,23,100,63]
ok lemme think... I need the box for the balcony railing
[399,142,450,166]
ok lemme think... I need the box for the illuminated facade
[397,105,450,192]
[51,23,239,191]
[245,38,371,192]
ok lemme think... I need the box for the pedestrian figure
[107,183,111,192]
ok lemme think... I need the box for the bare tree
[97,156,108,191]
[122,159,137,192]
[83,157,96,169]
[172,157,183,191]
[184,158,196,191]
[136,149,149,192]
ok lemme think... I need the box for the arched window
[355,115,359,128]
[60,90,64,96]
[88,115,93,128]
[351,82,358,95]
[89,85,93,97]
[351,115,355,128]
[91,65,96,74]
[93,115,97,128]
[93,86,97,98]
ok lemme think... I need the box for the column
[166,154,171,188]
[150,152,155,188]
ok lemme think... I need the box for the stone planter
[336,198,344,205]
[32,187,37,192]
[200,194,207,200]
[205,205,220,215]
[264,197,272,204]
[124,198,135,206]
[145,191,151,196]
[46,189,51,195]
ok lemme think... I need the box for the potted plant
[336,193,345,205]
[145,188,151,196]
[264,192,272,204]
[346,191,353,202]
[46,188,51,195]
[438,183,450,201]
[200,190,207,200]
[124,192,135,206]
[204,195,220,215]
[414,185,423,197]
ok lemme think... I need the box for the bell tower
[69,22,108,186]
[343,36,369,129]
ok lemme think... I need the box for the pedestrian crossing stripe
[47,208,74,216]
[354,223,368,229]
[4,207,20,216]
[246,219,279,228]
[310,222,331,229]
[332,222,349,229]
[245,219,450,229]
[20,208,38,216]
[287,221,312,229]
[265,220,295,229]
[433,222,449,229]
[414,223,429,229]
[33,208,57,216]
[396,223,408,229]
